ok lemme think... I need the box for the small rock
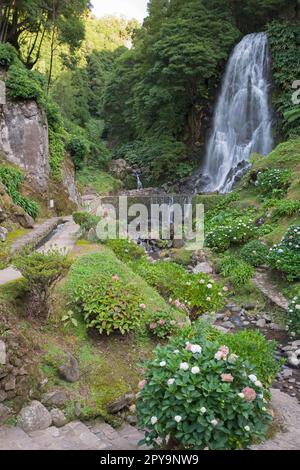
[269,323,285,331]
[221,321,235,329]
[243,321,250,326]
[242,303,255,311]
[59,353,80,383]
[291,340,300,349]
[50,408,67,427]
[213,325,229,334]
[42,390,68,407]
[4,375,16,391]
[193,262,213,275]
[0,340,6,365]
[0,390,7,403]
[17,400,52,432]
[288,354,300,368]
[256,319,266,328]
[0,226,8,242]
[107,392,135,414]
[288,378,296,384]
[0,404,12,424]
[126,415,138,426]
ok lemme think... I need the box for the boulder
[50,408,67,427]
[59,353,80,383]
[42,390,68,407]
[0,340,6,365]
[256,319,266,328]
[193,262,213,275]
[109,159,132,180]
[17,400,52,432]
[12,205,35,229]
[107,392,135,414]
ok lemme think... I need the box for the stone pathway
[252,388,300,450]
[253,268,289,311]
[0,421,145,450]
[0,217,79,285]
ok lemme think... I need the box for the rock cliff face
[0,94,80,210]
[0,100,49,190]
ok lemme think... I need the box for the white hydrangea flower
[244,426,250,432]
[151,416,158,425]
[200,407,207,414]
[191,366,200,375]
[238,393,245,399]
[160,361,166,367]
[167,378,175,386]
[174,416,182,423]
[210,419,218,427]
[207,283,213,289]
[248,374,257,383]
[191,344,202,354]
[180,362,189,371]
[255,380,263,388]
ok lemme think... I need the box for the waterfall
[132,169,143,190]
[202,32,273,193]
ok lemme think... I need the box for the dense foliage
[0,165,39,218]
[288,294,300,335]
[267,224,300,280]
[137,338,272,450]
[13,249,71,318]
[240,240,270,267]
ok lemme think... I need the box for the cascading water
[202,32,273,193]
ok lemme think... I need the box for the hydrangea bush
[267,225,300,280]
[147,311,189,339]
[256,168,291,198]
[288,295,300,335]
[133,260,226,319]
[205,216,258,252]
[240,240,270,267]
[137,339,271,450]
[70,274,145,335]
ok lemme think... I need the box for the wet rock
[107,392,135,414]
[18,401,52,432]
[242,303,255,311]
[50,408,67,427]
[288,354,300,368]
[42,390,68,407]
[0,340,6,365]
[59,353,80,383]
[221,321,235,329]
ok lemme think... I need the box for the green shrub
[73,211,101,233]
[49,129,65,180]
[256,169,291,198]
[0,43,18,67]
[136,338,271,450]
[147,310,188,339]
[271,199,300,220]
[68,135,90,170]
[0,243,10,270]
[13,249,71,318]
[6,64,42,101]
[205,216,258,252]
[133,260,226,319]
[288,294,300,335]
[106,239,146,263]
[267,225,300,280]
[240,240,269,267]
[71,274,144,335]
[0,165,39,219]
[219,256,255,288]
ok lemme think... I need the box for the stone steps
[0,421,145,450]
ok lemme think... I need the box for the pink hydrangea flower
[149,323,157,330]
[215,345,229,360]
[112,275,120,281]
[140,304,146,309]
[159,320,166,326]
[242,387,257,402]
[221,373,234,383]
[174,299,181,308]
[138,380,147,390]
[185,343,193,351]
